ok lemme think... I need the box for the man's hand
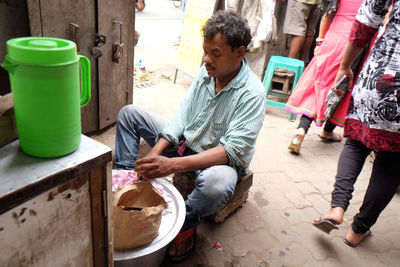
[134,155,177,179]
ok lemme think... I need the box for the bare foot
[314,206,345,224]
[319,130,343,141]
[344,227,371,247]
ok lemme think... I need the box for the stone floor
[93,78,400,267]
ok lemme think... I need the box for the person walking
[312,0,400,247]
[286,0,364,154]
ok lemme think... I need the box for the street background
[92,0,400,266]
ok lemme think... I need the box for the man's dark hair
[202,10,252,51]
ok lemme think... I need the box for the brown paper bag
[113,181,167,250]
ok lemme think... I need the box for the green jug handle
[78,55,91,106]
[1,59,17,74]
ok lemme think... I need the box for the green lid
[6,37,78,66]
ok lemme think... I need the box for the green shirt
[160,59,266,172]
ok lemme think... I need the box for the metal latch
[95,33,107,46]
[91,33,107,59]
[112,21,124,63]
[70,23,80,51]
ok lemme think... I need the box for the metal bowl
[114,178,185,267]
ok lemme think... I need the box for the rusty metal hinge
[112,21,124,63]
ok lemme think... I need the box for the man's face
[202,33,243,79]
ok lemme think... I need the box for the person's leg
[347,150,400,243]
[319,120,343,141]
[322,120,336,133]
[114,105,170,169]
[288,115,313,153]
[186,165,238,226]
[283,0,309,59]
[299,35,314,61]
[315,138,370,224]
[297,114,313,134]
[288,36,306,59]
[299,4,321,61]
[169,165,238,256]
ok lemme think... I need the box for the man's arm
[332,0,392,97]
[134,145,228,179]
[147,136,172,157]
[220,92,266,170]
[333,43,364,97]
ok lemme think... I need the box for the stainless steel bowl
[114,178,186,267]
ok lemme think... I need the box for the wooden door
[97,0,135,129]
[0,0,30,95]
[27,0,99,133]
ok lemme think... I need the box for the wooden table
[0,135,113,266]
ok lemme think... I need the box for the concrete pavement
[126,78,400,267]
[91,1,400,266]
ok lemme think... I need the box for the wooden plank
[0,0,30,95]
[127,4,135,106]
[105,162,114,267]
[0,174,93,266]
[0,93,17,147]
[27,0,43,36]
[98,0,135,129]
[35,0,99,133]
[89,166,107,267]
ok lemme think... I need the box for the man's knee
[118,104,137,120]
[117,104,148,126]
[197,166,237,201]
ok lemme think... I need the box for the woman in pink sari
[286,0,364,154]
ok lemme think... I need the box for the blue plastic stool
[262,56,304,121]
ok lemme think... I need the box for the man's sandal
[168,226,196,263]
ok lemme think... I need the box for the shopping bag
[113,181,167,250]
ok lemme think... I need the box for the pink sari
[285,0,363,127]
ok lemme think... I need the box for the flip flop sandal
[318,132,343,143]
[312,216,339,234]
[343,231,371,247]
[168,226,196,263]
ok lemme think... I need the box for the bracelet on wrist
[315,37,324,46]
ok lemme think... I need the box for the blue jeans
[115,105,238,227]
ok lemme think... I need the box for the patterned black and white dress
[345,0,400,152]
